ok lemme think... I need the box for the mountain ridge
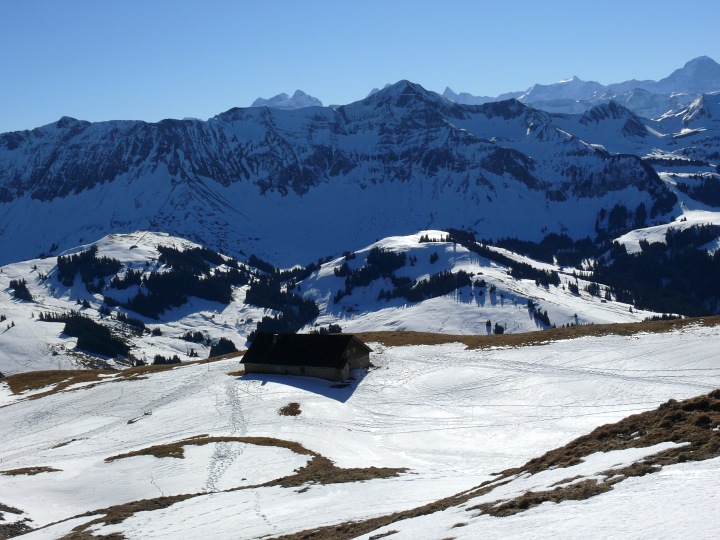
[448,56,720,119]
[3,80,707,267]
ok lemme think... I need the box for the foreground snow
[1,322,719,538]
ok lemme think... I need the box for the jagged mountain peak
[443,86,494,105]
[579,101,648,138]
[372,79,436,100]
[521,76,606,102]
[654,55,720,94]
[359,80,467,120]
[250,90,323,109]
[581,100,637,121]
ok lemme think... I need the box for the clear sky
[1,0,718,133]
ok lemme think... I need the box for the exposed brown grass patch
[0,509,31,540]
[279,402,302,416]
[52,439,82,449]
[355,315,720,349]
[0,500,28,539]
[205,350,245,362]
[503,389,720,477]
[60,531,125,540]
[105,435,315,462]
[3,370,107,397]
[473,479,612,517]
[0,466,61,476]
[64,494,194,539]
[2,359,218,401]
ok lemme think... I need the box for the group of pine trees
[245,259,321,340]
[592,225,720,316]
[56,245,122,289]
[9,278,33,301]
[38,310,129,358]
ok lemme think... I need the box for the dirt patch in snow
[1,360,216,400]
[505,389,720,477]
[2,370,108,398]
[279,402,302,416]
[104,435,315,462]
[0,466,61,476]
[355,315,720,349]
[0,501,31,539]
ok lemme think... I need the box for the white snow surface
[1,323,720,538]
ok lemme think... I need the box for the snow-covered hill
[1,321,719,538]
[0,230,665,376]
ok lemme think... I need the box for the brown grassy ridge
[1,352,245,400]
[354,315,720,349]
[0,466,61,476]
[267,389,720,540]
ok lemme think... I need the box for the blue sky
[1,0,718,133]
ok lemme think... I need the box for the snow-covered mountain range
[445,56,720,119]
[257,57,720,119]
[0,57,718,375]
[1,76,719,269]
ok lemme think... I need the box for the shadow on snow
[236,368,368,403]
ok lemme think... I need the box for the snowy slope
[1,322,719,538]
[0,230,664,376]
[302,230,656,335]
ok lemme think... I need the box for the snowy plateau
[0,58,720,539]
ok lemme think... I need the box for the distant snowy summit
[444,56,720,119]
[250,90,322,109]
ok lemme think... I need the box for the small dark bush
[278,402,301,416]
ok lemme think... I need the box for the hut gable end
[241,333,372,382]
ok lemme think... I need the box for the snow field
[2,322,720,538]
